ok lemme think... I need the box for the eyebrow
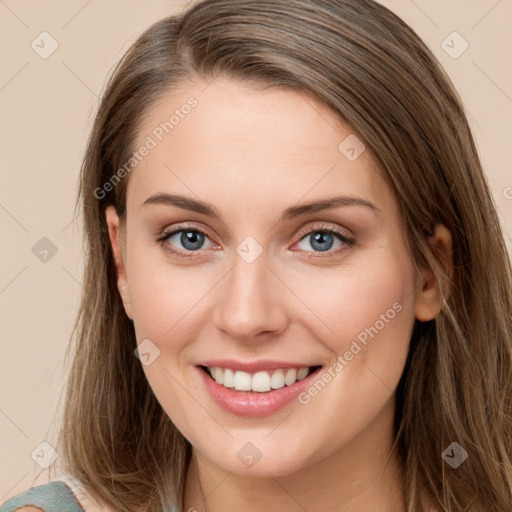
[141,193,378,221]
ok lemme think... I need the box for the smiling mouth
[199,365,322,393]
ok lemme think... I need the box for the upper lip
[198,359,321,372]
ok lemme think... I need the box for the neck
[183,398,407,512]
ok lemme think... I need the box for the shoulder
[0,481,84,511]
[6,505,45,512]
[6,509,42,512]
[5,509,41,512]
[0,480,116,512]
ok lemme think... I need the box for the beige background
[1,0,511,503]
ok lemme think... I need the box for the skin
[105,78,452,512]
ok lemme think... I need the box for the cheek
[287,252,416,456]
[124,245,214,436]
[288,246,418,427]
[291,247,417,353]
[124,236,209,344]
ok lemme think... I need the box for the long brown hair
[52,1,512,510]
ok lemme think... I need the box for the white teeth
[233,371,252,391]
[222,368,235,388]
[252,371,271,392]
[284,368,297,385]
[207,366,312,392]
[212,367,223,384]
[297,367,308,380]
[270,369,285,389]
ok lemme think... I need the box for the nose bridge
[213,244,287,341]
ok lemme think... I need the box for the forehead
[127,78,392,217]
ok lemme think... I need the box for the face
[106,78,445,477]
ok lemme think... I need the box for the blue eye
[159,228,214,258]
[168,230,207,251]
[157,224,355,259]
[294,228,355,256]
[301,231,337,252]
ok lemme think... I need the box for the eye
[157,224,216,259]
[293,224,355,256]
[157,222,355,259]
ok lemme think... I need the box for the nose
[213,250,289,343]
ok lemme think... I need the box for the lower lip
[196,366,322,417]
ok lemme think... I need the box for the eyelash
[156,222,356,260]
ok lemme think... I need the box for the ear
[105,205,133,320]
[414,224,453,322]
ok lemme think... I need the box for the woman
[3,0,511,511]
